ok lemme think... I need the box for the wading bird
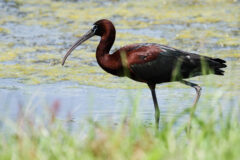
[62,19,226,129]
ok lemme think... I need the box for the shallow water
[0,0,239,126]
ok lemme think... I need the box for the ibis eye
[92,25,97,32]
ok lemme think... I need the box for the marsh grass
[0,59,238,160]
[0,0,239,159]
[0,91,239,160]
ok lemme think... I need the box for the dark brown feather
[124,43,227,83]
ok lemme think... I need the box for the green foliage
[0,97,239,160]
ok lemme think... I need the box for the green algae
[0,0,239,89]
[0,27,10,34]
[217,37,240,47]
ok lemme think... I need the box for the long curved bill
[62,29,95,66]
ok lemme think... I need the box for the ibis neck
[96,29,115,58]
[96,27,123,76]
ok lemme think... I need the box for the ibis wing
[130,44,226,83]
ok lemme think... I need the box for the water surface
[0,0,239,126]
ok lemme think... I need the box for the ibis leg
[181,80,202,133]
[148,83,160,129]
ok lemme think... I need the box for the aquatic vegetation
[0,1,239,159]
[0,0,239,89]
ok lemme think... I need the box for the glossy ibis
[62,19,227,129]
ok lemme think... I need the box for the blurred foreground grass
[0,97,239,160]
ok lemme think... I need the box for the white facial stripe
[92,25,97,33]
